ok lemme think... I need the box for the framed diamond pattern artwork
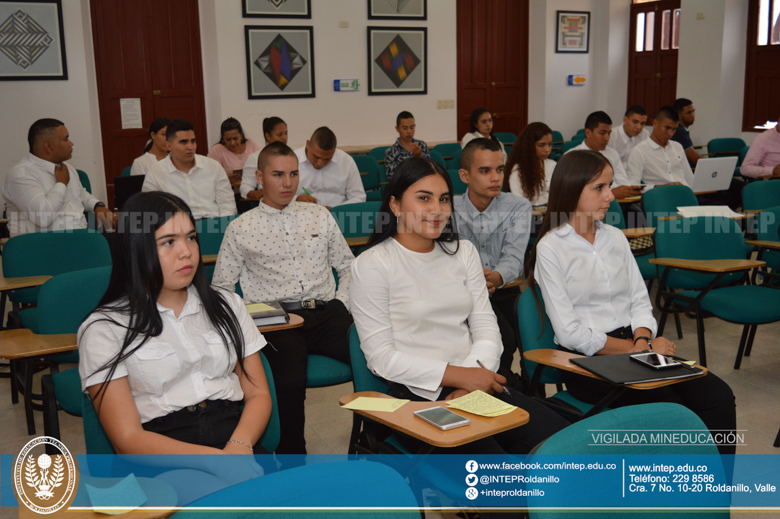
[368,0,426,21]
[243,0,311,19]
[367,26,426,96]
[245,26,315,100]
[0,0,67,81]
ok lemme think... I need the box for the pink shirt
[741,128,780,178]
[208,140,261,176]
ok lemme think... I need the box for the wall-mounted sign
[334,79,359,91]
[567,75,586,86]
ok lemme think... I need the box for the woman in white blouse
[350,157,568,454]
[79,191,271,462]
[130,117,170,176]
[461,108,507,163]
[505,122,556,208]
[528,150,736,455]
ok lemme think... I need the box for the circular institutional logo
[13,436,78,514]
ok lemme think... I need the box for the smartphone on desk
[413,406,471,430]
[630,352,682,370]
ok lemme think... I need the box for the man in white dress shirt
[293,127,365,209]
[142,119,236,219]
[625,106,694,190]
[608,104,650,168]
[3,118,115,237]
[213,142,354,455]
[566,111,642,200]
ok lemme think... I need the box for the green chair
[195,215,238,281]
[77,169,92,194]
[707,137,747,158]
[306,355,352,388]
[561,140,580,155]
[378,164,388,194]
[446,147,462,170]
[369,146,391,164]
[330,201,381,239]
[749,205,780,286]
[653,216,780,368]
[504,144,513,156]
[432,142,461,160]
[642,184,698,229]
[353,156,382,201]
[742,178,780,211]
[494,132,516,145]
[121,166,132,177]
[734,145,750,176]
[551,131,564,149]
[447,169,468,195]
[429,149,447,169]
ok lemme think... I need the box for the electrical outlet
[437,100,444,109]
[339,21,349,28]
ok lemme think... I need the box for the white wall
[198,0,457,151]
[0,0,106,203]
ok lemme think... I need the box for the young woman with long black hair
[505,122,556,208]
[130,117,171,176]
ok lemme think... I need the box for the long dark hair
[84,192,248,407]
[142,117,171,154]
[504,122,552,197]
[366,157,459,255]
[217,117,247,146]
[525,150,610,287]
[469,108,501,147]
[263,116,286,144]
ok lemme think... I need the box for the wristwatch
[634,336,653,350]
[94,202,106,211]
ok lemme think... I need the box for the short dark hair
[166,119,195,141]
[28,118,64,153]
[460,138,501,171]
[625,105,647,118]
[673,98,693,113]
[257,141,298,172]
[655,106,680,123]
[584,111,612,132]
[310,126,337,150]
[396,111,414,127]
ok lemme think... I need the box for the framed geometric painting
[367,27,426,96]
[245,26,315,100]
[0,0,68,80]
[242,0,311,19]
[368,0,426,20]
[556,11,590,53]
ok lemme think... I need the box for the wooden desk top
[339,391,529,448]
[0,329,77,360]
[257,313,304,333]
[532,209,546,216]
[502,278,523,289]
[0,275,51,292]
[745,239,780,251]
[202,254,217,265]
[346,236,370,247]
[658,214,750,221]
[649,257,765,272]
[339,140,459,156]
[523,349,707,390]
[622,227,655,239]
[616,195,642,204]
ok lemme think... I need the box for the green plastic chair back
[349,325,391,394]
[446,147,462,170]
[707,137,747,157]
[353,156,380,192]
[737,145,749,167]
[494,132,516,145]
[432,142,461,159]
[742,179,780,211]
[516,286,563,386]
[447,169,468,195]
[36,267,112,335]
[642,184,698,229]
[195,215,237,256]
[605,199,626,229]
[369,146,390,163]
[429,149,446,169]
[77,169,92,194]
[551,131,564,147]
[561,141,579,155]
[121,166,132,177]
[755,205,780,272]
[330,201,381,238]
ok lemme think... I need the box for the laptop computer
[691,156,738,193]
[113,175,145,211]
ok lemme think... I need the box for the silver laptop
[691,156,738,193]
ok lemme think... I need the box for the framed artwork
[245,26,315,100]
[0,0,67,81]
[367,26,426,96]
[368,0,426,20]
[242,0,311,19]
[556,11,590,53]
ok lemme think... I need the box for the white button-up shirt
[608,124,650,168]
[212,201,354,307]
[142,155,237,219]
[78,286,266,423]
[534,222,657,357]
[130,152,166,176]
[240,150,261,198]
[566,141,630,187]
[350,239,501,401]
[294,147,366,208]
[625,138,694,190]
[2,153,101,237]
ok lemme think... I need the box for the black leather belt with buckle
[281,299,327,311]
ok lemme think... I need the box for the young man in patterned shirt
[383,111,431,180]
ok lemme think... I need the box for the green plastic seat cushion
[53,368,82,415]
[306,355,352,388]
[679,286,780,323]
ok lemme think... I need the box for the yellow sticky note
[342,397,408,412]
[246,303,276,314]
[682,360,696,366]
[446,390,516,417]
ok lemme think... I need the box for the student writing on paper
[350,157,569,455]
[527,150,737,455]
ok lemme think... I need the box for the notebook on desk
[570,353,704,385]
[246,301,289,326]
[691,156,738,193]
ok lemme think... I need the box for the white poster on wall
[120,98,143,129]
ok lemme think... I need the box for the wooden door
[90,0,207,207]
[742,0,780,130]
[627,0,680,119]
[456,0,529,139]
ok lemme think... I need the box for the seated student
[293,126,365,209]
[740,119,780,179]
[608,104,649,168]
[625,106,694,190]
[671,98,702,167]
[455,138,531,373]
[565,111,640,199]
[208,117,260,196]
[78,192,270,496]
[240,116,288,200]
[3,118,115,236]
[350,157,569,454]
[383,111,431,180]
[461,108,507,163]
[212,142,354,455]
[528,150,736,455]
[505,122,556,207]
[142,119,237,219]
[130,117,171,176]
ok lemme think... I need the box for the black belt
[281,299,327,311]
[184,399,239,413]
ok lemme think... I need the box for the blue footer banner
[2,454,779,512]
